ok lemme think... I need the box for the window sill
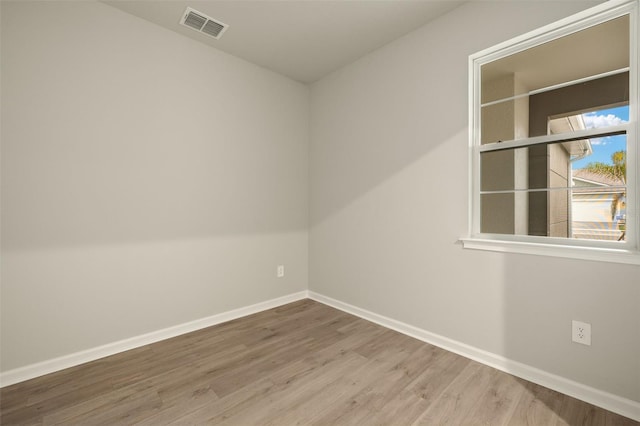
[460,237,640,265]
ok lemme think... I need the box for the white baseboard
[0,291,309,388]
[308,291,640,422]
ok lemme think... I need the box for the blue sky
[571,105,628,170]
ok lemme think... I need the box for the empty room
[1,0,639,424]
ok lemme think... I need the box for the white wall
[1,1,308,371]
[310,0,640,404]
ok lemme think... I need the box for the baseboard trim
[308,291,640,422]
[0,290,309,388]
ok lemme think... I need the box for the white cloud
[582,113,627,129]
[589,137,607,146]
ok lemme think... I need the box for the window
[464,0,639,264]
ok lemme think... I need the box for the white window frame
[462,0,640,265]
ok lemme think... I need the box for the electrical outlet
[277,265,285,278]
[572,320,591,346]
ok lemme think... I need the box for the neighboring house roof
[572,169,624,187]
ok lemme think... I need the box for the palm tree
[584,150,626,240]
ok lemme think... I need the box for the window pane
[572,122,627,242]
[481,148,532,191]
[480,189,572,236]
[481,15,629,104]
[481,94,531,145]
[481,187,625,241]
[572,189,627,241]
[481,192,520,235]
[479,15,629,145]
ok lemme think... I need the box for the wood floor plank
[411,361,497,425]
[267,321,387,388]
[606,411,640,426]
[55,387,162,426]
[173,352,369,425]
[360,349,471,425]
[1,376,119,425]
[261,338,420,426]
[134,377,276,425]
[206,306,357,398]
[41,380,165,425]
[310,343,443,425]
[459,368,527,425]
[506,380,566,425]
[1,299,637,426]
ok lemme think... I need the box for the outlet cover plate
[572,320,591,346]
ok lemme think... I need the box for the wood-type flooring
[1,299,638,425]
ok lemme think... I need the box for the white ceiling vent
[180,7,228,40]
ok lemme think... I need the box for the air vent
[180,7,228,39]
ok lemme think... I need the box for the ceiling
[103,1,464,83]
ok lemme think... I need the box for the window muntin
[467,0,639,262]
